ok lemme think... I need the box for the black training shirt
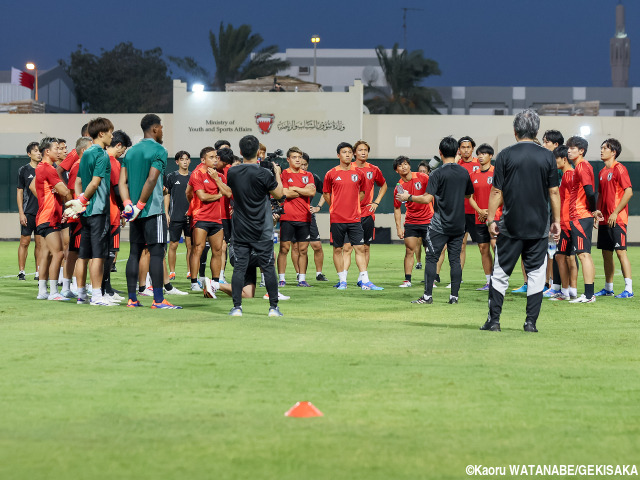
[427,162,474,236]
[492,141,558,239]
[164,171,191,222]
[17,163,38,215]
[227,163,278,243]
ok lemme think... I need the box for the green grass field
[0,241,638,479]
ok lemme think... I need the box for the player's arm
[164,191,171,225]
[269,164,284,200]
[394,205,404,239]
[548,186,561,240]
[486,186,503,237]
[311,194,325,214]
[137,167,161,206]
[118,166,130,203]
[28,178,37,197]
[607,187,633,228]
[208,167,232,197]
[53,181,71,204]
[369,181,387,212]
[396,191,433,204]
[17,188,27,226]
[186,184,193,203]
[195,188,222,203]
[468,194,486,221]
[295,183,316,197]
[322,192,332,207]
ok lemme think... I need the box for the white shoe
[399,280,412,288]
[569,294,596,303]
[48,292,70,301]
[90,296,118,306]
[190,283,203,292]
[165,286,188,296]
[37,292,49,300]
[110,292,125,302]
[263,291,290,300]
[203,278,217,299]
[60,289,77,299]
[104,293,123,303]
[139,286,154,296]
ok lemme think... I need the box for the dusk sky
[2,0,638,88]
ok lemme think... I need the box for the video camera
[260,149,285,176]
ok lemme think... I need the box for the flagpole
[26,63,38,101]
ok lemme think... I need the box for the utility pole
[402,7,423,50]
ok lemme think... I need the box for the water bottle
[273,232,279,244]
[547,234,556,259]
[396,183,406,204]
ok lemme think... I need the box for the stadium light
[311,35,320,84]
[192,83,205,93]
[580,125,591,136]
[25,62,38,101]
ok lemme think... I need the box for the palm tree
[170,23,289,91]
[365,44,441,114]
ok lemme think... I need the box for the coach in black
[480,109,560,333]
[227,135,284,317]
[397,136,474,304]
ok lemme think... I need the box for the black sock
[405,274,412,282]
[191,278,198,284]
[164,283,173,291]
[139,285,145,293]
[213,277,219,282]
[435,274,441,283]
[585,283,594,299]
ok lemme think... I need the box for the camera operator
[226,135,284,317]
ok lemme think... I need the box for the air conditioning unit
[494,109,506,116]
[298,66,310,75]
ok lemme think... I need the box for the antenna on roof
[401,7,424,50]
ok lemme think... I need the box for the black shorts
[465,213,478,241]
[557,228,574,255]
[79,214,110,260]
[330,222,364,248]
[35,222,60,238]
[129,214,167,246]
[20,213,37,237]
[361,215,375,244]
[425,227,464,262]
[59,222,70,230]
[222,219,232,244]
[309,214,320,241]
[169,220,191,243]
[193,221,223,238]
[570,218,593,254]
[404,223,429,242]
[110,225,121,252]
[280,220,311,243]
[68,222,82,253]
[474,223,491,244]
[597,224,627,251]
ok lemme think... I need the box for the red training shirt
[569,157,595,221]
[188,164,224,223]
[598,161,632,227]
[458,157,480,214]
[470,166,501,224]
[393,172,433,224]
[323,164,365,224]
[281,168,315,223]
[35,162,64,227]
[355,162,386,220]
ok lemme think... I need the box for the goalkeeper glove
[63,193,89,219]
[122,199,146,222]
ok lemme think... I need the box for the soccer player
[566,136,600,303]
[57,123,89,179]
[549,145,579,301]
[186,147,231,293]
[396,137,474,304]
[33,137,71,300]
[594,138,633,298]
[301,153,328,281]
[342,140,387,289]
[17,142,41,280]
[393,156,432,288]
[164,150,193,280]
[119,114,181,309]
[66,118,114,306]
[457,136,481,277]
[468,144,500,291]
[323,142,380,291]
[480,110,560,332]
[277,147,316,287]
[215,147,234,283]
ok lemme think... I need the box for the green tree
[60,42,172,113]
[170,22,290,91]
[365,44,441,115]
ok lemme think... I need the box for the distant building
[611,2,631,87]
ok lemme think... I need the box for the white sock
[58,267,64,283]
[338,271,347,283]
[299,274,306,282]
[605,282,614,292]
[360,271,370,284]
[49,280,58,295]
[38,280,48,295]
[92,288,102,300]
[62,278,71,291]
[146,272,151,286]
[279,273,286,282]
[261,273,265,283]
[486,274,491,283]
[423,294,432,300]
[19,269,25,275]
[78,286,87,299]
[72,276,78,289]
[316,271,322,276]
[450,295,458,300]
[561,288,569,297]
[219,270,225,280]
[570,287,577,297]
[552,283,561,290]
[624,278,633,293]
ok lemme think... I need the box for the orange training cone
[284,401,323,417]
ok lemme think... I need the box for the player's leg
[45,230,65,298]
[18,234,30,276]
[402,235,419,286]
[126,241,144,302]
[254,240,279,310]
[521,237,548,331]
[291,242,300,278]
[190,225,207,290]
[296,241,310,286]
[183,223,192,277]
[571,218,595,301]
[342,242,353,272]
[602,249,615,285]
[419,228,446,301]
[415,238,422,269]
[311,241,325,279]
[614,224,632,296]
[277,242,291,282]
[446,234,464,300]
[330,223,347,286]
[208,227,224,283]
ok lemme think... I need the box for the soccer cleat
[110,263,117,273]
[104,294,123,303]
[278,280,286,287]
[594,288,615,297]
[60,289,77,299]
[151,299,183,309]
[615,290,634,299]
[316,273,328,281]
[549,292,569,301]
[268,306,284,317]
[34,274,39,281]
[336,281,348,290]
[512,284,528,293]
[36,292,49,300]
[543,288,561,298]
[476,283,490,291]
[109,292,126,302]
[165,286,188,296]
[361,281,384,291]
[479,321,501,332]
[48,292,70,301]
[411,296,433,304]
[90,297,117,306]
[415,262,423,270]
[139,286,154,296]
[18,271,26,281]
[263,291,290,300]
[399,280,412,288]
[203,278,217,299]
[569,294,596,303]
[190,283,203,292]
[228,306,243,316]
[448,297,459,304]
[127,299,143,307]
[523,322,538,333]
[77,297,88,305]
[186,271,191,279]
[168,272,176,281]
[297,281,312,287]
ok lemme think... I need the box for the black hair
[81,123,89,136]
[336,142,353,154]
[27,142,39,154]
[553,145,569,159]
[302,152,310,163]
[218,148,234,165]
[110,130,132,148]
[39,137,58,155]
[601,138,622,159]
[458,136,476,148]
[175,150,191,162]
[543,129,564,146]
[214,139,231,150]
[57,138,66,145]
[476,143,494,156]
[200,146,216,159]
[439,136,459,158]
[393,156,411,171]
[418,160,430,173]
[141,114,162,132]
[566,136,588,156]
[239,135,260,160]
